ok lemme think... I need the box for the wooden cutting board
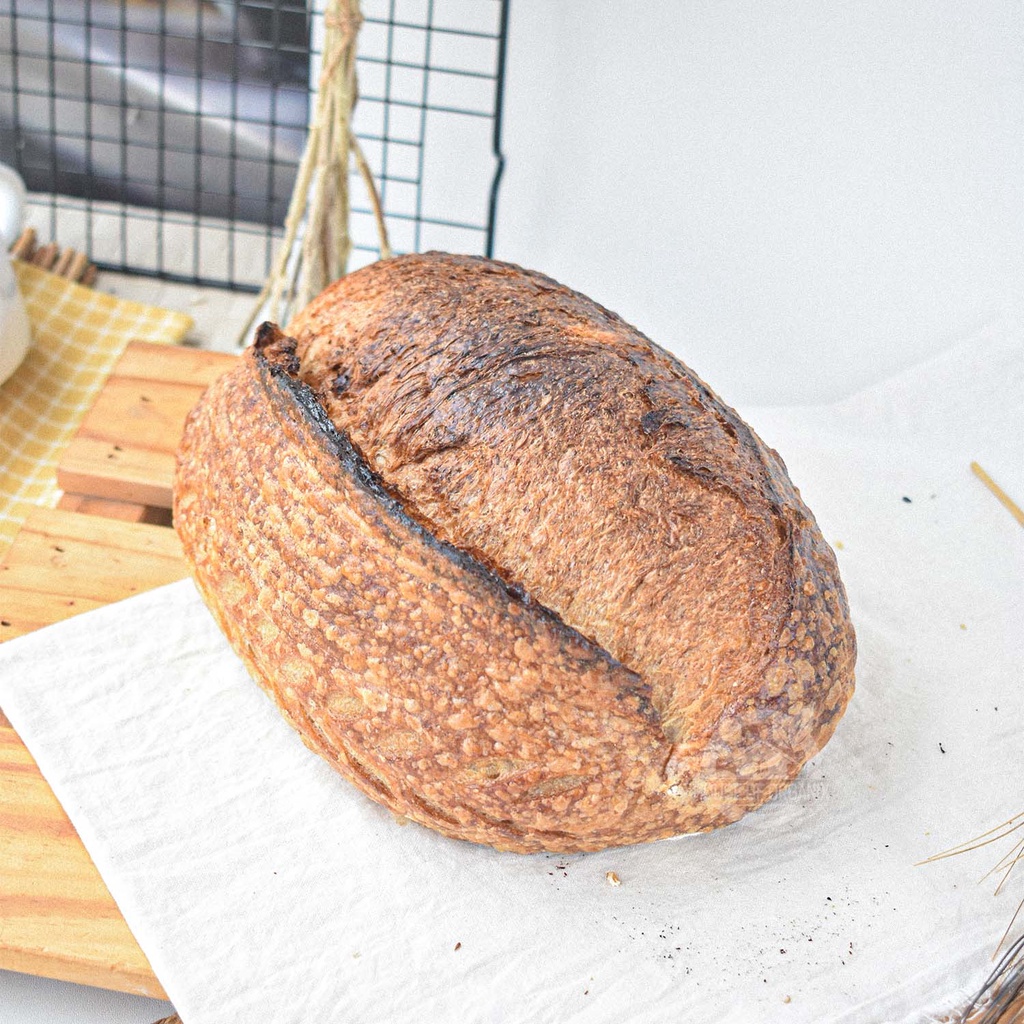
[0,341,235,998]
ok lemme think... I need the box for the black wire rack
[0,0,509,292]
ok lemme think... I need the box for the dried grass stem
[237,0,390,346]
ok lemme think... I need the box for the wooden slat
[0,506,186,611]
[56,341,235,511]
[0,506,188,993]
[0,339,224,995]
[0,516,190,995]
[74,377,209,451]
[57,493,151,524]
[112,341,237,388]
[0,343,216,998]
[0,587,104,642]
[57,436,177,510]
[0,511,189,994]
[0,722,167,999]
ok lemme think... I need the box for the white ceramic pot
[0,164,31,386]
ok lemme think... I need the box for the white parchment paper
[1,322,1021,1024]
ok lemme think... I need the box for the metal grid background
[0,0,509,291]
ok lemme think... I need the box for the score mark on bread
[173,252,856,853]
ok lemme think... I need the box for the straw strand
[236,0,389,346]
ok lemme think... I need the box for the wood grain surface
[0,706,168,998]
[0,507,186,640]
[57,344,234,509]
[0,342,234,996]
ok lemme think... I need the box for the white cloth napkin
[1,322,1021,1024]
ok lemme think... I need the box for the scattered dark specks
[0,620,10,627]
[780,948,787,955]
[113,444,123,452]
[454,942,461,951]
[584,990,589,996]
[139,394,152,403]
[902,496,912,503]
[939,742,946,754]
[53,545,65,553]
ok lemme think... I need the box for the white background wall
[496,0,1023,407]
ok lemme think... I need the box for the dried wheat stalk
[921,813,1024,1022]
[971,463,1024,529]
[962,934,1024,1023]
[937,465,1024,1022]
[237,0,390,347]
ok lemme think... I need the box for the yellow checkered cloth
[0,261,192,554]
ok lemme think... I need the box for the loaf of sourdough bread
[173,252,855,853]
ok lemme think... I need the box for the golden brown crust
[173,253,856,853]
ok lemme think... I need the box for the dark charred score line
[251,341,659,726]
[254,321,301,376]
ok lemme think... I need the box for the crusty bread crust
[174,253,856,853]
